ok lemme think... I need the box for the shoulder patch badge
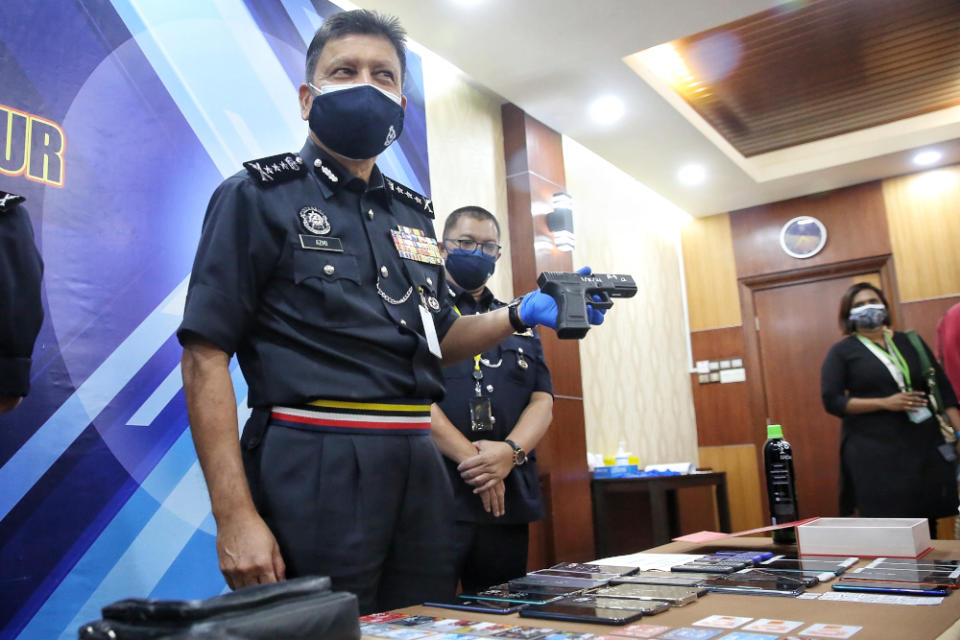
[0,191,25,213]
[243,153,305,186]
[384,177,434,219]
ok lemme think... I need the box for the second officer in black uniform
[177,10,600,615]
[431,206,554,592]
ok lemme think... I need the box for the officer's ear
[298,84,314,121]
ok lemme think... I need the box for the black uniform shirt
[437,281,553,524]
[177,140,456,407]
[0,192,44,397]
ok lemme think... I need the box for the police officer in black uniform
[178,10,606,615]
[431,206,554,592]
[0,190,44,415]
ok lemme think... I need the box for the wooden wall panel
[503,103,594,565]
[730,181,890,279]
[539,398,594,561]
[505,174,535,296]
[681,214,742,331]
[690,327,752,446]
[901,295,960,353]
[698,444,765,532]
[882,165,960,302]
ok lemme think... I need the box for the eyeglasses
[443,238,501,256]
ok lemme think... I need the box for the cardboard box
[592,464,640,478]
[797,517,931,557]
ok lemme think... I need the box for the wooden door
[753,272,881,520]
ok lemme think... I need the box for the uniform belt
[270,398,431,435]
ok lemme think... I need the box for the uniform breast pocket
[502,337,539,386]
[292,250,364,327]
[405,261,445,313]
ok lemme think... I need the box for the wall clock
[779,216,827,259]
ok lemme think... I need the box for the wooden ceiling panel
[669,0,960,157]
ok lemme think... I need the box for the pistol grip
[542,282,590,339]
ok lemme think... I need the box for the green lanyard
[857,331,912,389]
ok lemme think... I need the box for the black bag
[77,576,360,640]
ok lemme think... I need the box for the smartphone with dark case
[758,557,857,574]
[520,596,667,625]
[701,572,806,596]
[424,599,526,614]
[833,581,950,596]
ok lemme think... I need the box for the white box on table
[797,517,930,558]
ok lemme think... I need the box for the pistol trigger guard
[590,292,614,310]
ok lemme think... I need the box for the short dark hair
[305,10,407,86]
[443,206,501,240]
[839,282,891,334]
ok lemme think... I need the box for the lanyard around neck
[857,331,911,390]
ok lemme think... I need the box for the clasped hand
[458,440,515,517]
[885,391,927,412]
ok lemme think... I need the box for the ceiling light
[913,150,942,166]
[589,96,625,125]
[677,163,707,186]
[638,44,691,85]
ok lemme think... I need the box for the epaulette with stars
[0,191,25,213]
[243,153,305,186]
[384,177,434,219]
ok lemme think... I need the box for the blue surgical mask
[444,249,496,291]
[308,83,404,160]
[850,303,887,331]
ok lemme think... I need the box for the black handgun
[536,271,638,339]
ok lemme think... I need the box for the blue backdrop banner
[0,2,430,638]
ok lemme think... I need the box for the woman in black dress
[821,282,960,536]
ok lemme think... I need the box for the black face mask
[444,249,497,290]
[308,83,404,160]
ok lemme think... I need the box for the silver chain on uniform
[376,279,413,305]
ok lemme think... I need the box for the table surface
[374,537,960,640]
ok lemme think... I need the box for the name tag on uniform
[300,234,343,252]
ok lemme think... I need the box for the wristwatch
[507,298,529,333]
[504,439,527,466]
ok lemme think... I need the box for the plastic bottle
[763,424,799,544]
[615,440,629,466]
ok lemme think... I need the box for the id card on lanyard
[454,304,494,433]
[857,332,932,423]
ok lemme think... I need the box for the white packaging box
[797,517,931,557]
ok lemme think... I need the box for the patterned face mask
[850,303,886,330]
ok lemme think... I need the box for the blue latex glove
[519,266,606,329]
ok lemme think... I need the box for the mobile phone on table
[591,583,703,605]
[520,596,666,625]
[758,557,857,574]
[424,599,526,614]
[833,581,950,596]
[845,568,959,586]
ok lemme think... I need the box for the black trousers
[250,425,457,614]
[452,520,530,593]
